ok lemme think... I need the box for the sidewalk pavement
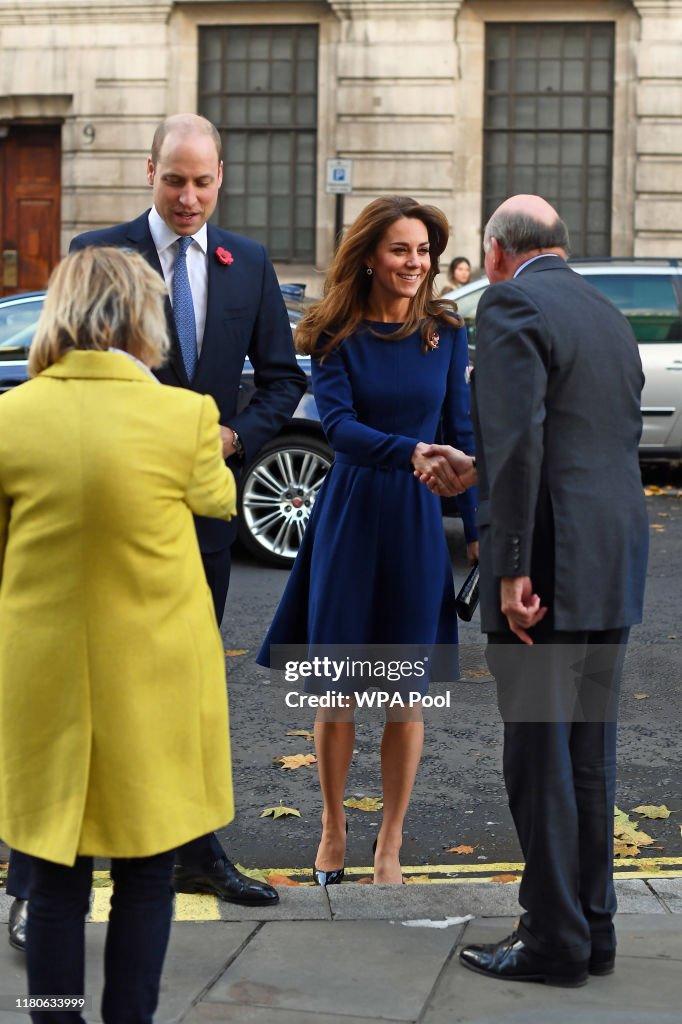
[1,876,681,1024]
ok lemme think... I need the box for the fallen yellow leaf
[643,485,663,495]
[614,841,640,857]
[491,873,520,883]
[265,872,302,887]
[447,844,476,855]
[234,863,269,883]
[273,753,317,770]
[260,805,301,819]
[355,876,373,884]
[403,875,432,884]
[225,649,248,656]
[286,729,315,741]
[632,693,649,700]
[343,796,383,811]
[650,524,665,531]
[632,804,671,820]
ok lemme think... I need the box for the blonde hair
[296,195,462,358]
[29,247,170,377]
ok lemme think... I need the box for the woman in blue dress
[258,196,477,884]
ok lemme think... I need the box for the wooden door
[0,125,61,297]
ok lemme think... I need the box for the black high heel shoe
[312,821,348,886]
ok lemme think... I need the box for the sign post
[325,158,353,250]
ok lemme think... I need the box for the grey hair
[483,210,570,256]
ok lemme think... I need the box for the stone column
[631,0,682,255]
[327,0,465,265]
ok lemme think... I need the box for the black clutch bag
[455,564,479,622]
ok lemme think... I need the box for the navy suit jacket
[471,256,649,634]
[70,211,306,551]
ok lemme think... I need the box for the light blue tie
[173,236,197,380]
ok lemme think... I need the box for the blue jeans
[26,850,175,1024]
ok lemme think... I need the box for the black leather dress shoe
[173,858,279,905]
[589,948,615,975]
[8,898,27,952]
[459,931,588,987]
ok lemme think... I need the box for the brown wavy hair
[296,195,462,358]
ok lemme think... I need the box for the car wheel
[237,433,333,568]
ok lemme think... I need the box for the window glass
[200,25,318,261]
[585,274,682,342]
[0,299,43,354]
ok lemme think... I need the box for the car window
[585,274,682,343]
[452,285,487,320]
[0,299,43,356]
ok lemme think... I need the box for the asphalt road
[218,467,682,874]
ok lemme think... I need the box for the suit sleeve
[228,251,306,459]
[441,325,478,543]
[312,345,420,469]
[474,283,549,576]
[186,395,238,520]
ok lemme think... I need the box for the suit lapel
[126,212,189,387]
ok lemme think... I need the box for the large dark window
[483,23,614,256]
[199,25,318,262]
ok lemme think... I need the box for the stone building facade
[0,0,680,295]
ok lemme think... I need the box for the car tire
[237,432,333,568]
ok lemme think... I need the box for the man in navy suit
[417,195,648,985]
[7,115,306,942]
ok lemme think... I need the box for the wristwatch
[230,428,244,457]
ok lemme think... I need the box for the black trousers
[25,851,174,1024]
[487,627,629,961]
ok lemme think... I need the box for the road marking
[90,887,112,922]
[174,893,221,920]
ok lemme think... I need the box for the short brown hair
[150,113,222,166]
[29,247,170,377]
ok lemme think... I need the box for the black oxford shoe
[459,931,588,987]
[589,948,615,976]
[8,898,27,952]
[173,858,279,906]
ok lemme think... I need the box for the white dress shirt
[148,206,209,354]
[513,253,558,278]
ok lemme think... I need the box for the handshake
[411,443,477,497]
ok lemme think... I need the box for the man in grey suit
[419,195,648,985]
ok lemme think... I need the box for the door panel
[1,126,61,296]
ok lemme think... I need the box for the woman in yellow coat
[0,247,236,1021]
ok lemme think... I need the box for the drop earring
[366,267,373,276]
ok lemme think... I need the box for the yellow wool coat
[0,350,236,865]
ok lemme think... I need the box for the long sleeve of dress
[312,345,420,470]
[441,325,478,543]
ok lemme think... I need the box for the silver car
[444,259,682,460]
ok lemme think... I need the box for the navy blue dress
[257,321,477,692]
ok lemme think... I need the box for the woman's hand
[411,443,467,495]
[466,540,479,566]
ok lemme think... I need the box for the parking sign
[325,158,353,194]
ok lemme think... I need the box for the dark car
[0,287,332,568]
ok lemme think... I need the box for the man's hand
[412,443,477,496]
[220,426,237,459]
[500,576,547,645]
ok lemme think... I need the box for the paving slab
[329,881,522,920]
[203,920,458,1021]
[613,914,682,960]
[647,878,682,913]
[185,1005,406,1024]
[217,886,331,921]
[0,941,28,1024]
[614,879,668,913]
[0,892,14,925]
[421,917,681,1024]
[75,922,256,1024]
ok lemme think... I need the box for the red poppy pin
[215,247,234,266]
